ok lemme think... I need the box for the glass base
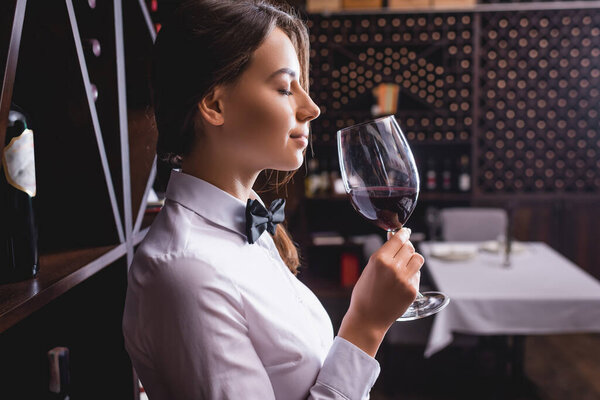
[396,291,450,322]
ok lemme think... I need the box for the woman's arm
[338,228,424,357]
[140,254,383,400]
[306,229,421,398]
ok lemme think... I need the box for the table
[418,241,600,358]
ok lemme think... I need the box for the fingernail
[399,227,411,242]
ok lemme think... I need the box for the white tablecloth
[418,241,600,358]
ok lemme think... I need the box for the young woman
[122,1,424,399]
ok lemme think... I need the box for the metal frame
[0,0,27,158]
[66,0,126,243]
[114,0,133,263]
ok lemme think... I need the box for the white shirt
[122,170,380,400]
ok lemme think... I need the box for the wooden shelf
[419,192,472,201]
[306,193,348,201]
[473,192,600,202]
[0,226,151,335]
[0,244,127,333]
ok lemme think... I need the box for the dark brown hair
[151,0,312,275]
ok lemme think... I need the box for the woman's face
[214,27,321,172]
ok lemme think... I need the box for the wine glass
[337,115,449,321]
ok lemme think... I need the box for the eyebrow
[268,67,297,80]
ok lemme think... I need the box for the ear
[197,85,226,126]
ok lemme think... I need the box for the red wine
[349,186,418,231]
[0,103,39,283]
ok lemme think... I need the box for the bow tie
[245,198,286,244]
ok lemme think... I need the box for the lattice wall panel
[308,9,600,194]
[479,10,600,193]
[307,13,474,145]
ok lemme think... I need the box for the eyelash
[279,89,293,96]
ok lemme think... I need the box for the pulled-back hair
[151,0,312,274]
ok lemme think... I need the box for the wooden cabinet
[0,0,156,398]
[561,199,600,280]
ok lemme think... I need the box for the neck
[180,143,261,203]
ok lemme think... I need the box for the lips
[290,132,309,139]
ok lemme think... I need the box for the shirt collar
[164,169,266,239]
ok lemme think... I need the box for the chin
[272,153,305,172]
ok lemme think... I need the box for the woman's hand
[338,227,424,356]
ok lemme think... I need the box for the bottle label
[459,174,470,192]
[426,171,436,190]
[442,171,451,190]
[2,128,36,197]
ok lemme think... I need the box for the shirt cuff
[316,336,381,399]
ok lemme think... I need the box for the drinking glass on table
[337,115,450,321]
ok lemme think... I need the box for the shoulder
[141,199,246,257]
[129,203,256,295]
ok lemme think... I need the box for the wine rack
[307,6,600,195]
[307,13,474,145]
[1,0,157,398]
[478,10,600,193]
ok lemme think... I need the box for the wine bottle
[329,156,345,195]
[319,154,331,196]
[426,157,437,191]
[0,103,39,283]
[47,347,70,399]
[458,155,471,192]
[340,252,359,288]
[304,158,319,198]
[442,158,452,191]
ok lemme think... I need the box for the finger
[380,228,411,258]
[405,252,425,275]
[393,239,416,264]
[408,270,421,293]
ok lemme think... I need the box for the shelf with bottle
[303,143,473,201]
[0,218,151,335]
[0,94,154,329]
[0,1,158,398]
[309,113,474,147]
[412,142,473,193]
[304,149,347,199]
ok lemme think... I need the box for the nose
[296,88,321,123]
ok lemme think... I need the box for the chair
[439,207,508,242]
